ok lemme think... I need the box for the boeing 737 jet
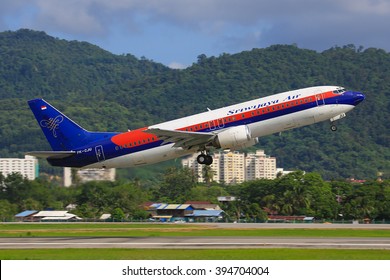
[27,86,365,168]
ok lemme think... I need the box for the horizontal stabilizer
[26,151,76,159]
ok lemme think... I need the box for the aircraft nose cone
[354,92,365,105]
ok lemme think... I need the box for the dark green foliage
[155,167,197,203]
[225,171,390,221]
[2,169,389,221]
[0,29,389,179]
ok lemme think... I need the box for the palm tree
[202,165,215,187]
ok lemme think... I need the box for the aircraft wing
[144,128,216,150]
[26,151,76,159]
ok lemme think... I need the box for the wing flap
[144,128,215,150]
[26,151,76,159]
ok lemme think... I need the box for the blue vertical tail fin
[28,99,97,151]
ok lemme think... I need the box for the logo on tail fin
[40,115,64,138]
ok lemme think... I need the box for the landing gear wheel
[197,154,207,164]
[330,124,337,131]
[197,154,213,165]
[204,155,213,166]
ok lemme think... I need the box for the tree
[277,171,311,215]
[246,203,268,222]
[110,182,149,216]
[202,165,215,186]
[1,173,32,206]
[156,167,196,202]
[188,185,228,203]
[75,181,113,217]
[20,198,42,211]
[111,208,125,221]
[0,200,18,221]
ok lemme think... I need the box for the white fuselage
[87,86,355,169]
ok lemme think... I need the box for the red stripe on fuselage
[111,128,158,148]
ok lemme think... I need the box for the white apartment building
[245,150,277,180]
[182,153,220,183]
[182,150,276,184]
[220,151,246,184]
[63,167,116,187]
[0,155,39,180]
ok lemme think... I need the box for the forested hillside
[0,29,389,179]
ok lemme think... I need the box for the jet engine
[230,137,259,150]
[213,125,257,150]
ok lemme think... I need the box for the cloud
[34,0,105,35]
[1,0,390,65]
[168,62,188,69]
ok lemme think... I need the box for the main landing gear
[330,123,337,131]
[197,152,213,165]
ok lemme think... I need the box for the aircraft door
[316,93,325,106]
[95,145,105,162]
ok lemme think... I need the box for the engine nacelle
[213,125,256,150]
[230,137,259,151]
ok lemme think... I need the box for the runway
[1,236,390,249]
[1,223,390,249]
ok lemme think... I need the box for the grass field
[1,223,390,260]
[1,223,390,238]
[1,248,390,260]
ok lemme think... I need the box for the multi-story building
[0,155,39,180]
[182,150,276,184]
[63,168,116,187]
[245,150,277,180]
[182,153,220,183]
[220,151,246,184]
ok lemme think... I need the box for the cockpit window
[333,88,346,94]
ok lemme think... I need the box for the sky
[1,0,390,68]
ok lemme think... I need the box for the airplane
[27,86,365,168]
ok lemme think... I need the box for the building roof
[149,203,167,209]
[33,211,70,217]
[32,211,82,220]
[15,210,38,217]
[186,210,224,217]
[100,214,112,220]
[176,204,192,210]
[41,214,81,221]
[191,204,221,210]
[65,204,77,210]
[156,204,193,210]
[185,201,212,205]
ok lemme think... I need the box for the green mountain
[0,29,389,179]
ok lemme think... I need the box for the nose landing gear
[329,113,346,132]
